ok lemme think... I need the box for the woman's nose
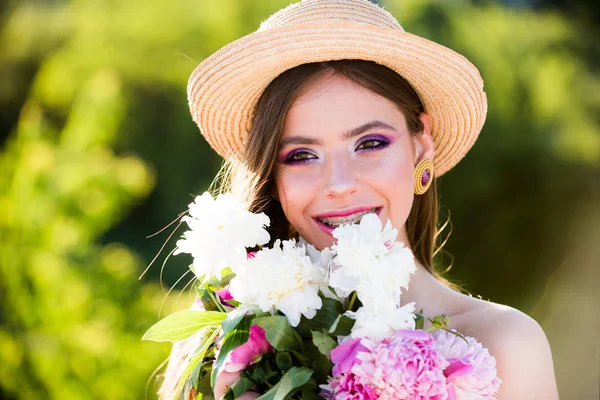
[323,155,358,200]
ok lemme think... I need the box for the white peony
[300,236,342,300]
[174,192,270,281]
[330,213,417,311]
[347,302,417,341]
[229,239,324,327]
[331,213,398,282]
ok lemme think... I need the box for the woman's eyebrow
[343,120,397,139]
[279,136,321,147]
[279,120,396,147]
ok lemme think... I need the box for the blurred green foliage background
[0,0,598,399]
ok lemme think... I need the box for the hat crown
[258,0,404,32]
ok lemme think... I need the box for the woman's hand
[214,370,260,400]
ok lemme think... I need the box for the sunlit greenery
[0,0,598,399]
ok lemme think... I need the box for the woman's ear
[413,112,435,164]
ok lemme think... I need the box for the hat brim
[188,21,486,176]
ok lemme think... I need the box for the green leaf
[301,341,333,384]
[224,300,241,309]
[174,328,220,399]
[297,297,354,337]
[142,310,226,342]
[221,306,247,334]
[197,285,219,312]
[415,309,425,330]
[330,315,354,337]
[311,330,337,359]
[431,314,450,329]
[300,382,322,400]
[189,356,203,390]
[289,350,312,369]
[245,355,279,387]
[249,364,268,385]
[224,376,255,400]
[256,367,313,400]
[206,268,235,289]
[275,351,293,371]
[196,366,216,399]
[221,303,263,334]
[211,314,253,387]
[253,316,301,351]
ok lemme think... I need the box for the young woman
[159,1,559,398]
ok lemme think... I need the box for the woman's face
[274,71,434,250]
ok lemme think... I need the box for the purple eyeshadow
[360,134,391,143]
[356,134,392,151]
[279,148,314,164]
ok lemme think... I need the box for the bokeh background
[0,0,598,398]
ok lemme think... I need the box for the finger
[214,371,240,400]
[214,371,260,400]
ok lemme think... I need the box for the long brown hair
[157,59,455,399]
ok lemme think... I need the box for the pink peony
[223,325,273,373]
[432,329,501,399]
[327,330,449,400]
[322,372,379,400]
[331,338,369,376]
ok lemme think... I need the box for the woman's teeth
[317,208,379,228]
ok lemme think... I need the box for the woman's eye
[284,151,316,164]
[356,138,389,151]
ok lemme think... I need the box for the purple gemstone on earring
[421,169,430,186]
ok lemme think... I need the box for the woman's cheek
[360,154,414,227]
[275,167,320,220]
[388,166,415,230]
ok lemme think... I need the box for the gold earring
[414,159,434,195]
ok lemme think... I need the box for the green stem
[347,291,357,312]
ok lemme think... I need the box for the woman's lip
[313,207,382,237]
[313,206,382,219]
[315,218,336,235]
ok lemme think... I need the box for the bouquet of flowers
[143,192,501,399]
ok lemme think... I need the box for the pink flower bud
[223,325,273,373]
[215,288,233,301]
[215,287,235,307]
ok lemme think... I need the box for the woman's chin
[315,233,336,250]
[300,231,335,251]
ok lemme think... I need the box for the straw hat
[187,0,486,176]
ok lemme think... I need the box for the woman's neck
[400,260,462,319]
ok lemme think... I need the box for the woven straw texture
[187,0,487,176]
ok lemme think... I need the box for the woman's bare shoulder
[452,295,559,399]
[451,294,532,335]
